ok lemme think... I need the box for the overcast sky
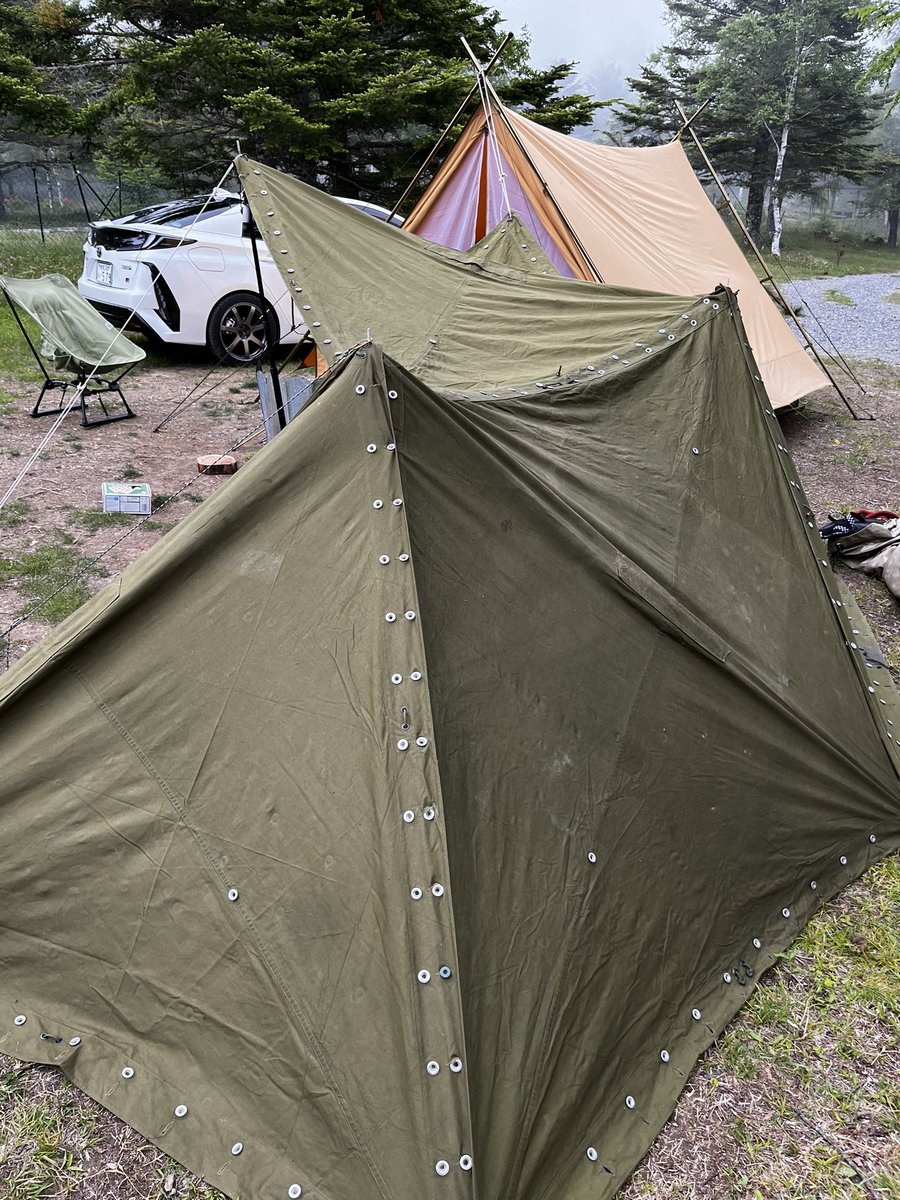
[495,0,668,74]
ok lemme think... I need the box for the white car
[77,190,402,365]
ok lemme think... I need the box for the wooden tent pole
[673,99,862,419]
[386,32,513,223]
[482,75,605,281]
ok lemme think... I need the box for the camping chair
[0,274,144,427]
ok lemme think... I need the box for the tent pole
[386,32,513,223]
[243,192,286,431]
[673,99,863,419]
[483,77,604,281]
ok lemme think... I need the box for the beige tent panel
[502,110,829,408]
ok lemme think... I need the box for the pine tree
[79,1,597,200]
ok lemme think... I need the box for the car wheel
[206,291,279,366]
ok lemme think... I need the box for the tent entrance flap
[0,274,144,427]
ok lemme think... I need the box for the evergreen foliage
[73,1,597,199]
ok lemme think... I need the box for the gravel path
[780,271,900,364]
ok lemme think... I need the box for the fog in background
[496,0,669,124]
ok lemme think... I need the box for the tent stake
[673,100,865,420]
[386,32,513,223]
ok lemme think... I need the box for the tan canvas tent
[404,95,829,410]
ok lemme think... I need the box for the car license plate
[95,260,113,286]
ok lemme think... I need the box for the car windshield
[120,197,241,227]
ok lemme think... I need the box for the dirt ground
[0,360,267,665]
[0,354,898,1199]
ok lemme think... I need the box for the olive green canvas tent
[0,159,898,1200]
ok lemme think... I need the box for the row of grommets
[584,832,881,1170]
[364,399,473,1181]
[10,1014,307,1196]
[461,302,720,402]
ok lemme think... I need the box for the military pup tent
[0,158,898,1200]
[403,93,829,410]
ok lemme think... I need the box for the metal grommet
[782,907,791,918]
[398,553,410,562]
[660,1049,670,1063]
[667,333,675,340]
[302,304,311,311]
[625,1096,636,1109]
[587,851,597,864]
[423,807,435,820]
[405,610,416,621]
[426,1060,440,1075]
[410,887,423,900]
[431,883,444,897]
[723,972,732,984]
[287,268,295,274]
[288,1187,303,1199]
[690,319,697,326]
[703,297,710,304]
[379,554,390,565]
[459,1155,473,1171]
[391,673,402,684]
[68,1037,81,1047]
[253,168,261,175]
[388,390,398,399]
[227,888,239,902]
[410,670,422,681]
[810,880,817,890]
[840,855,848,865]
[416,736,428,747]
[691,447,699,455]
[418,969,431,984]
[586,1147,598,1162]
[259,189,268,195]
[435,1161,450,1176]
[692,1008,702,1021]
[392,498,403,507]
[373,499,384,509]
[397,739,409,751]
[121,1067,135,1079]
[231,1143,243,1156]
[438,965,452,980]
[366,444,377,453]
[402,810,415,823]
[14,1015,26,1026]
[713,302,720,310]
[174,1105,188,1118]
[385,612,397,623]
[355,385,366,395]
[386,443,396,452]
[752,938,762,949]
[869,834,877,843]
[449,1057,463,1073]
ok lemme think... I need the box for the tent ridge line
[381,355,481,1188]
[65,662,396,1200]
